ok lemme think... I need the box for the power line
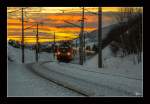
[84,9,98,15]
[8,8,23,13]
[8,7,28,13]
[63,21,80,28]
[59,8,85,65]
[24,24,35,30]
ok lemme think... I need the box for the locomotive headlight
[67,52,71,56]
[57,52,61,55]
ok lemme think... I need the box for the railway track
[57,62,142,81]
[26,61,89,96]
[41,60,142,81]
[25,60,142,96]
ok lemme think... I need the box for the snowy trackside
[8,61,82,96]
[8,45,54,64]
[84,46,143,80]
[8,44,143,96]
[29,61,142,96]
[8,45,82,96]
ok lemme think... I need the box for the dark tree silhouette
[100,8,142,64]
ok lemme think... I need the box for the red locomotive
[56,42,73,62]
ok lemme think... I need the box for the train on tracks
[56,42,74,62]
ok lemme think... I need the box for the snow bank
[84,46,143,80]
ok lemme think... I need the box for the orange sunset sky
[7,7,142,44]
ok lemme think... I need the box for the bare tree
[113,7,143,64]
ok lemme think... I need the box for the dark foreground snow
[8,61,82,96]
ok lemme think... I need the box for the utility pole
[83,32,86,61]
[21,8,25,63]
[76,38,77,51]
[35,23,39,62]
[79,7,84,65]
[98,7,102,68]
[53,32,56,58]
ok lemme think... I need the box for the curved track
[26,61,89,96]
[41,61,142,81]
[26,61,141,96]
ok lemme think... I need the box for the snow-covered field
[7,43,143,96]
[8,61,82,96]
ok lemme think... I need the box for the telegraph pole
[76,38,77,50]
[36,23,39,62]
[98,7,102,68]
[53,32,56,58]
[83,32,86,61]
[59,8,85,64]
[79,7,84,65]
[21,8,25,63]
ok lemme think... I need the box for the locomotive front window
[59,44,71,53]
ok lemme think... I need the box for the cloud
[7,8,98,43]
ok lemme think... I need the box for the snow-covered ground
[40,62,142,96]
[8,45,83,96]
[8,45,56,64]
[8,43,143,96]
[84,46,143,80]
[37,46,142,96]
[7,19,143,96]
[8,61,82,96]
